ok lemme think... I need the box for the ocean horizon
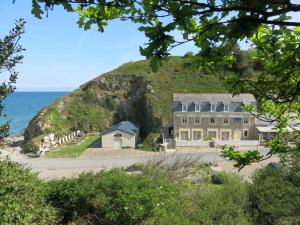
[0,92,70,136]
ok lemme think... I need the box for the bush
[194,172,252,225]
[249,154,300,225]
[0,159,57,224]
[43,169,182,225]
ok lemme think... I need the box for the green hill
[24,56,227,152]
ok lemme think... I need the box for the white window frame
[192,129,203,140]
[224,104,229,112]
[179,129,190,140]
[211,104,216,112]
[207,129,218,140]
[220,129,231,141]
[195,104,200,112]
[182,104,188,112]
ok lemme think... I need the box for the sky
[0,0,198,91]
[2,1,299,91]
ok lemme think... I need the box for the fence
[173,139,259,147]
[163,139,176,149]
[215,140,259,147]
[175,140,211,147]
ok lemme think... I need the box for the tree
[28,0,300,169]
[0,18,25,141]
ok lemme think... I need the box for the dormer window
[224,104,229,112]
[182,104,188,112]
[211,104,216,112]
[195,104,200,112]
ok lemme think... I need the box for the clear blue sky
[0,0,198,91]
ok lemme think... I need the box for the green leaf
[31,0,44,19]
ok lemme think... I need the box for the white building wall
[102,130,136,148]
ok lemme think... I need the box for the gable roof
[101,121,139,136]
[173,93,256,104]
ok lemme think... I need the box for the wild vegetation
[1,153,299,225]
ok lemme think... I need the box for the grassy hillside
[24,55,226,152]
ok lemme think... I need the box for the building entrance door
[114,138,122,149]
[233,130,241,140]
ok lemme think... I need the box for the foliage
[43,169,182,225]
[0,18,25,141]
[222,26,300,169]
[46,135,99,157]
[23,136,40,153]
[249,152,300,225]
[42,164,252,225]
[0,159,57,225]
[194,172,252,225]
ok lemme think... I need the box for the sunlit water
[0,92,69,136]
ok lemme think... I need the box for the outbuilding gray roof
[173,93,256,104]
[101,121,139,136]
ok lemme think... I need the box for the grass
[46,135,100,158]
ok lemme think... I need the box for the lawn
[46,135,100,158]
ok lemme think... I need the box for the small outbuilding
[101,121,140,149]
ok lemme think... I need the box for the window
[195,104,200,112]
[210,118,216,124]
[182,104,187,112]
[194,117,201,124]
[243,129,248,137]
[114,134,122,138]
[224,104,229,112]
[182,117,188,124]
[180,131,189,140]
[193,131,202,140]
[221,131,230,140]
[234,117,242,123]
[211,104,216,112]
[243,117,249,124]
[223,118,229,124]
[208,131,217,139]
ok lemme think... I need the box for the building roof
[173,93,256,104]
[101,121,139,136]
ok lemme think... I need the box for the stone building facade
[173,93,257,142]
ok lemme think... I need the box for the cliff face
[24,56,226,151]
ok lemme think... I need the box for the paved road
[5,151,225,169]
[1,148,274,179]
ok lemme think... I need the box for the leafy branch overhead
[31,0,300,66]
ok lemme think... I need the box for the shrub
[0,159,57,224]
[249,154,300,225]
[194,172,252,225]
[43,169,182,225]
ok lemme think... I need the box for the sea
[0,92,69,136]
